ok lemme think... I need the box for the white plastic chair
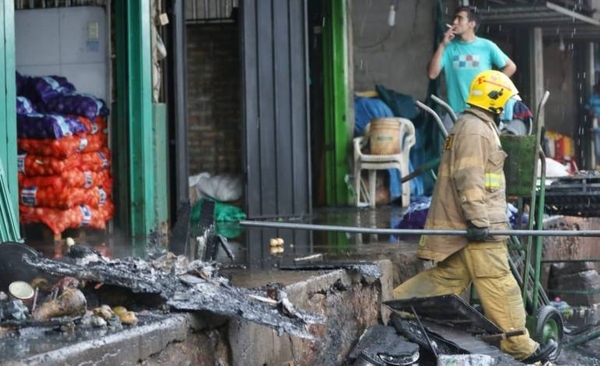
[353,118,416,208]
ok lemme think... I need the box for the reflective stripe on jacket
[418,108,510,262]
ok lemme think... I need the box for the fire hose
[239,220,600,237]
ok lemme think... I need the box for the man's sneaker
[520,340,558,364]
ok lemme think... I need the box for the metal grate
[542,173,600,217]
[15,0,106,10]
[186,0,238,22]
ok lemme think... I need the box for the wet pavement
[559,343,600,366]
[237,206,416,269]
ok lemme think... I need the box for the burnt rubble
[22,252,325,339]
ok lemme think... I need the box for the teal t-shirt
[586,92,600,117]
[441,37,509,113]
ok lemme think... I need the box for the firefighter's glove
[466,221,489,242]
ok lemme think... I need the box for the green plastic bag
[190,197,246,238]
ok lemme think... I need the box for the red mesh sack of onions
[18,169,112,191]
[18,133,108,159]
[20,186,110,209]
[18,149,111,176]
[20,202,115,234]
[77,116,108,135]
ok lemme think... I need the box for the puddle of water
[231,206,417,268]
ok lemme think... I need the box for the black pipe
[239,220,600,237]
[166,0,190,216]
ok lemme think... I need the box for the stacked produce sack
[16,72,114,235]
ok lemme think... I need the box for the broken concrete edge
[226,260,395,366]
[284,259,392,293]
[13,314,192,366]
[283,259,394,324]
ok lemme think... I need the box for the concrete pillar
[587,42,597,169]
[533,27,545,127]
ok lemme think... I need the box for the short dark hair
[455,6,480,32]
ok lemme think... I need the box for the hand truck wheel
[533,305,564,362]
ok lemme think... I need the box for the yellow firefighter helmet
[466,70,519,114]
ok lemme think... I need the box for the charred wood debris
[0,248,325,340]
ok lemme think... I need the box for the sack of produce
[18,169,112,191]
[41,92,109,120]
[22,75,76,104]
[20,186,110,209]
[17,96,35,115]
[20,202,115,234]
[16,71,27,96]
[18,133,108,158]
[18,149,111,176]
[79,116,108,135]
[17,113,89,139]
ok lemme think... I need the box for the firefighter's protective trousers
[392,241,538,361]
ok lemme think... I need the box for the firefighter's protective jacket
[418,108,510,262]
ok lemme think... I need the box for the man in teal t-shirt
[428,7,516,113]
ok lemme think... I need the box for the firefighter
[392,70,557,364]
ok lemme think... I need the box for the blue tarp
[354,97,394,136]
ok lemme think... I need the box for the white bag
[189,172,243,204]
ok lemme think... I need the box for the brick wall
[186,23,241,176]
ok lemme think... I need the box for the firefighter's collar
[463,107,496,123]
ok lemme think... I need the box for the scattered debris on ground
[0,251,325,340]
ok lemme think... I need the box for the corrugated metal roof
[476,1,600,40]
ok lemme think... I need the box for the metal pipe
[239,220,600,237]
[543,258,600,263]
[529,91,550,311]
[546,2,600,26]
[564,328,600,348]
[400,157,440,184]
[412,306,438,358]
[171,0,191,214]
[430,94,458,124]
[415,100,448,137]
